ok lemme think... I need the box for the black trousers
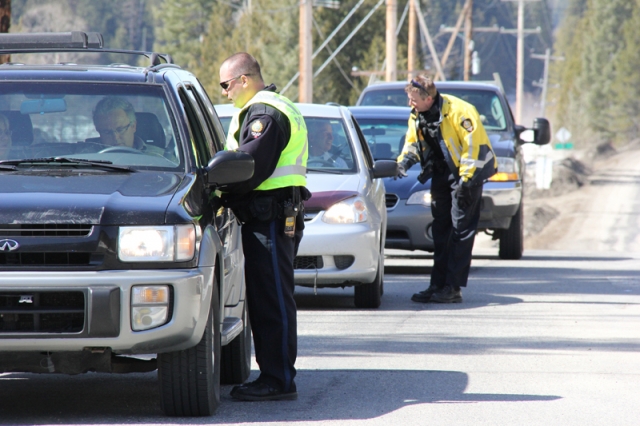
[241,212,303,393]
[430,165,483,288]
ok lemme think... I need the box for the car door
[177,79,244,308]
[189,81,245,308]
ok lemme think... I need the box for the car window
[178,87,213,167]
[219,117,231,135]
[351,116,374,169]
[360,89,408,107]
[438,89,508,131]
[355,117,406,161]
[0,82,181,169]
[192,80,226,152]
[304,116,356,172]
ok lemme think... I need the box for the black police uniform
[222,85,308,396]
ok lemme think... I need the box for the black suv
[354,80,550,259]
[0,32,255,416]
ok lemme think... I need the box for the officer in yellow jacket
[397,75,497,304]
[219,52,310,401]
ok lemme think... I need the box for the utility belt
[234,186,311,236]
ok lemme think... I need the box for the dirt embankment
[523,140,640,251]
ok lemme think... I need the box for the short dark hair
[221,52,263,81]
[93,96,136,124]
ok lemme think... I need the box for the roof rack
[0,31,174,67]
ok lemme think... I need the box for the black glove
[456,184,472,209]
[394,163,408,180]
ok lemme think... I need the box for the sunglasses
[410,79,428,93]
[220,74,251,90]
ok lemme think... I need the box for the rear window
[0,82,182,169]
[359,89,408,108]
[359,86,508,132]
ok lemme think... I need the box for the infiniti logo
[0,239,19,251]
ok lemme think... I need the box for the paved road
[1,245,638,425]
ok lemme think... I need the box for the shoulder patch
[250,120,264,137]
[460,116,474,133]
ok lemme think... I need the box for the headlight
[118,224,196,262]
[489,157,519,182]
[406,190,432,207]
[322,196,368,224]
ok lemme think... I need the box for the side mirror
[371,159,398,179]
[532,117,551,145]
[206,150,254,188]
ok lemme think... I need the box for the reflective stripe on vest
[226,91,307,190]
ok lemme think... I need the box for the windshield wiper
[0,157,135,172]
[306,167,343,174]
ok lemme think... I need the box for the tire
[220,300,252,385]
[158,280,221,417]
[499,202,524,260]
[354,250,383,308]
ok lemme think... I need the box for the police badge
[461,116,474,132]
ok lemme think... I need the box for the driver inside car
[307,120,347,168]
[92,96,165,157]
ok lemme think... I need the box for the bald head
[220,53,264,83]
[219,52,266,108]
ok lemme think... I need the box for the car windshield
[0,82,182,170]
[356,118,406,161]
[304,117,355,172]
[359,87,509,132]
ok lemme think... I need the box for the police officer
[218,52,309,401]
[397,75,497,304]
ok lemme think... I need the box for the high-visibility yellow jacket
[226,90,308,190]
[398,94,497,186]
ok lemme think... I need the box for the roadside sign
[556,127,571,143]
[554,127,573,149]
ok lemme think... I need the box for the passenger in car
[92,97,165,157]
[0,113,23,160]
[307,120,347,168]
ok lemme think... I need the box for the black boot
[430,285,462,303]
[411,285,441,303]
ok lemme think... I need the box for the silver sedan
[214,103,397,308]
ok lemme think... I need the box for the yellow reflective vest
[398,94,497,185]
[226,90,308,190]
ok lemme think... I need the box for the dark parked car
[0,31,255,416]
[352,80,550,259]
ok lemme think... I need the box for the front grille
[385,193,399,209]
[0,224,93,237]
[294,256,323,270]
[0,291,85,333]
[0,252,93,266]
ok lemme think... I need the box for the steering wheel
[98,146,143,154]
[307,159,334,167]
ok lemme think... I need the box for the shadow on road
[0,369,560,424]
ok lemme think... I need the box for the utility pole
[407,0,417,80]
[531,48,564,116]
[502,0,540,123]
[0,0,10,65]
[439,0,472,76]
[412,0,446,81]
[299,0,313,103]
[463,0,473,81]
[386,0,397,82]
